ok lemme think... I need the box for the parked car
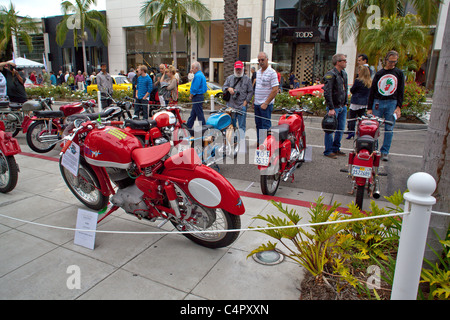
[178,81,223,98]
[87,75,132,94]
[289,83,324,98]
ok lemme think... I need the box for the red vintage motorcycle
[26,99,96,153]
[341,115,391,209]
[0,120,21,193]
[255,108,311,196]
[123,105,188,148]
[59,118,245,248]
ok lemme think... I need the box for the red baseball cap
[234,61,244,69]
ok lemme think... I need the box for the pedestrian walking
[367,50,404,162]
[165,65,179,105]
[57,70,64,85]
[346,65,371,139]
[50,71,57,86]
[323,53,348,159]
[42,69,51,86]
[0,61,27,103]
[75,70,85,91]
[253,52,279,144]
[96,62,113,108]
[222,60,253,133]
[186,61,207,129]
[134,65,153,119]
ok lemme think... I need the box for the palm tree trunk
[223,0,238,78]
[422,4,450,265]
[172,31,177,69]
[82,36,87,73]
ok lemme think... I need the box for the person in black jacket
[367,50,404,161]
[323,53,348,159]
[346,65,371,139]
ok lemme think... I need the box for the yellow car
[87,75,132,94]
[178,81,223,98]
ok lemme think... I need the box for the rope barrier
[0,211,410,235]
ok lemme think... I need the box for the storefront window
[126,27,189,75]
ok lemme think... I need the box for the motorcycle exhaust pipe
[372,178,381,199]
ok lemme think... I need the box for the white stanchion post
[97,91,102,112]
[391,172,436,300]
[210,94,214,112]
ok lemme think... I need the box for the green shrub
[402,81,429,118]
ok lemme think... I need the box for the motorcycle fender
[0,131,21,156]
[22,116,32,133]
[163,165,245,216]
[352,150,373,186]
[90,165,115,197]
[258,155,280,176]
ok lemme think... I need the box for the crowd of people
[0,49,404,160]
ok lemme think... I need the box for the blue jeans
[254,103,273,144]
[134,98,149,119]
[186,95,206,128]
[324,106,347,155]
[372,99,397,154]
[235,106,247,132]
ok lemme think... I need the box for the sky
[0,0,106,19]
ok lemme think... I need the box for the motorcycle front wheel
[0,152,19,193]
[169,185,241,248]
[26,120,58,153]
[59,158,109,211]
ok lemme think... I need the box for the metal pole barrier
[391,172,436,300]
[97,91,102,112]
[210,94,214,112]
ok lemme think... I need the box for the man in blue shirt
[186,61,207,128]
[135,65,153,119]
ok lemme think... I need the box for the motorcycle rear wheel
[169,185,241,248]
[59,158,109,211]
[0,152,19,193]
[26,120,57,153]
[355,185,365,210]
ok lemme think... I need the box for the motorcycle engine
[110,184,149,218]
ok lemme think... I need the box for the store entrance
[294,43,315,86]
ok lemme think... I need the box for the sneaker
[335,150,346,156]
[324,153,337,159]
[381,154,389,161]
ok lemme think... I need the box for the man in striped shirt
[254,52,279,144]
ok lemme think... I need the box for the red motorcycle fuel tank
[153,110,177,128]
[278,113,303,133]
[358,119,380,139]
[84,126,142,169]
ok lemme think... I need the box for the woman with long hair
[346,65,372,139]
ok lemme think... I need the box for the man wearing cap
[222,61,253,133]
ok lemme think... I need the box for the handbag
[223,76,242,102]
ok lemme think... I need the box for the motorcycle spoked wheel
[223,126,240,159]
[201,128,223,166]
[26,121,58,153]
[59,158,109,211]
[169,184,241,248]
[0,151,19,193]
[260,161,281,196]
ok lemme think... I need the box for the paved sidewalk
[0,142,392,300]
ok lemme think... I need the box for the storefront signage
[292,28,320,43]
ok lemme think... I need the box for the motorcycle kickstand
[97,205,119,223]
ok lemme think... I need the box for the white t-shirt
[0,72,7,97]
[254,66,279,105]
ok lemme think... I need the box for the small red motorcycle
[255,108,311,196]
[0,120,21,193]
[123,105,188,148]
[341,115,391,209]
[26,99,96,153]
[59,118,245,248]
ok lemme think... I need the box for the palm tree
[339,0,441,44]
[56,0,109,73]
[140,0,211,69]
[223,0,238,79]
[0,2,38,60]
[358,14,432,70]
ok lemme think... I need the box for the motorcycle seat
[269,124,290,141]
[9,103,22,110]
[187,124,214,136]
[132,142,171,169]
[0,101,9,108]
[34,110,64,118]
[124,119,157,130]
[67,108,116,122]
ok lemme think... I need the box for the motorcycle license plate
[254,150,270,166]
[351,165,372,178]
